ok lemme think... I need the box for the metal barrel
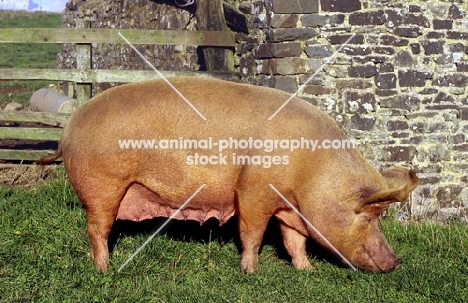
[30,88,77,113]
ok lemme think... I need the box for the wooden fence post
[196,0,234,72]
[75,19,92,106]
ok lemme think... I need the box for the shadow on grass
[108,215,344,269]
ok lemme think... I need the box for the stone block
[269,14,298,28]
[380,94,421,110]
[433,19,453,30]
[433,74,468,87]
[410,43,421,54]
[327,34,364,44]
[301,14,345,27]
[321,0,361,12]
[403,14,430,27]
[427,2,449,17]
[379,146,417,162]
[342,46,372,56]
[375,73,397,89]
[395,51,417,67]
[421,40,444,55]
[346,92,376,114]
[387,120,409,131]
[448,4,467,19]
[257,43,302,58]
[374,47,395,55]
[380,63,394,73]
[419,88,439,95]
[418,144,451,162]
[426,32,445,39]
[354,56,386,65]
[269,58,321,75]
[349,114,376,130]
[462,108,468,121]
[323,65,348,78]
[449,134,466,144]
[447,31,468,40]
[380,35,409,46]
[239,55,256,76]
[449,43,465,52]
[273,76,298,93]
[433,92,456,103]
[303,85,332,95]
[271,0,318,14]
[454,144,468,151]
[409,5,423,13]
[435,54,455,65]
[348,64,379,78]
[266,28,319,42]
[376,89,397,97]
[385,10,403,28]
[399,71,433,87]
[335,79,373,90]
[394,27,423,38]
[305,45,333,58]
[436,185,463,208]
[349,10,385,25]
[3,102,23,111]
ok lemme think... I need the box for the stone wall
[59,0,199,93]
[61,0,468,221]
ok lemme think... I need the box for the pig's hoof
[241,254,259,273]
[294,261,315,271]
[95,263,108,273]
[242,267,258,274]
[241,261,259,274]
[93,257,109,273]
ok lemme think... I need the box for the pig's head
[308,166,418,272]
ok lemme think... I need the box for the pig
[39,77,417,273]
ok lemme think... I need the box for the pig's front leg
[237,190,275,273]
[279,223,314,270]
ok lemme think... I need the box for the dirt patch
[0,165,56,187]
[0,84,27,95]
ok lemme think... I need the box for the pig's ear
[357,188,408,215]
[356,168,418,214]
[381,166,418,199]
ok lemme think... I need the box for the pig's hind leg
[278,223,314,270]
[275,210,314,270]
[76,179,127,272]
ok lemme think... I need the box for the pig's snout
[351,245,401,273]
[380,257,401,273]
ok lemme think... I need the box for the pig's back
[63,77,342,144]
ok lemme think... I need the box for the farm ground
[0,166,467,302]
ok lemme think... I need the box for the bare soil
[0,164,56,187]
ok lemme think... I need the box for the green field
[0,10,62,109]
[0,167,467,302]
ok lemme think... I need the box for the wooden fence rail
[0,28,236,46]
[0,26,237,163]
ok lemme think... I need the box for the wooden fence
[0,26,237,163]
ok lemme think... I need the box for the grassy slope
[0,11,62,109]
[0,168,467,302]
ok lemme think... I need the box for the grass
[0,167,467,302]
[0,10,62,109]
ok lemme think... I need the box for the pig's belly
[116,183,236,225]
